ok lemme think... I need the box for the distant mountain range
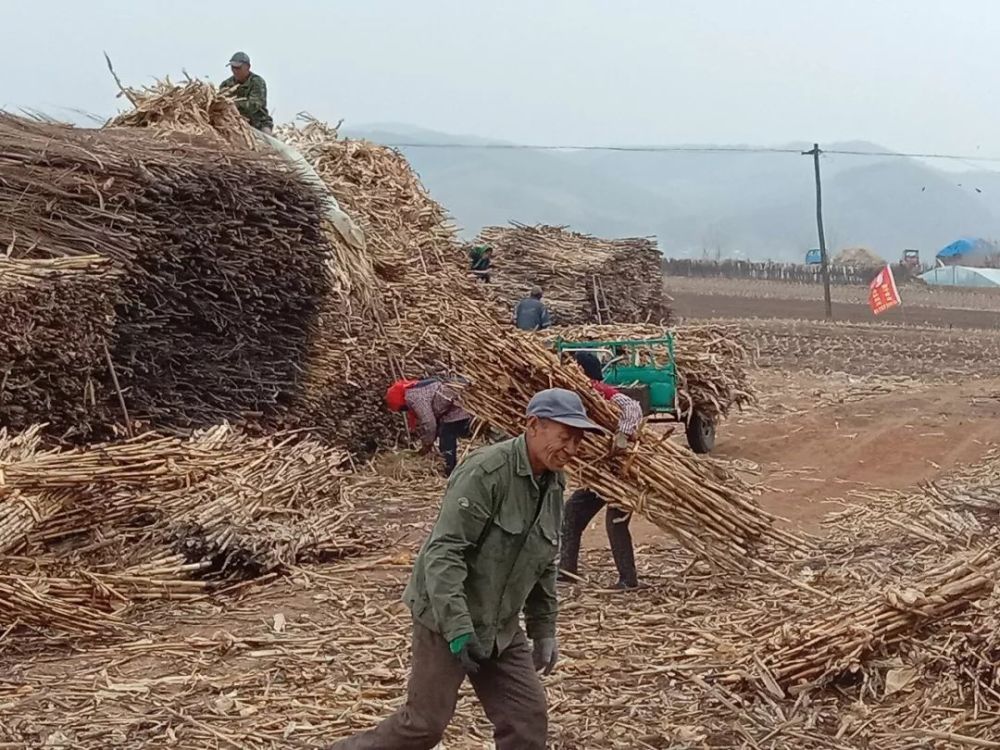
[343,123,1000,263]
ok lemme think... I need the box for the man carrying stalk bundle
[558,351,645,589]
[220,51,273,134]
[330,389,604,750]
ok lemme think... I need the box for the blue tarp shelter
[935,237,997,265]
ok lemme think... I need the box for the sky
[3,0,1000,158]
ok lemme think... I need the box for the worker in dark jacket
[468,244,493,282]
[330,389,604,750]
[559,351,644,589]
[220,51,274,133]
[514,286,553,331]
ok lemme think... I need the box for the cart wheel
[685,410,716,454]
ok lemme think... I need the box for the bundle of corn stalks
[0,113,332,439]
[476,222,670,326]
[107,77,258,150]
[546,322,757,422]
[0,257,122,438]
[727,545,999,695]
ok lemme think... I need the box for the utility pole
[803,143,833,320]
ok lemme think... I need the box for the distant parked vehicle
[805,249,822,265]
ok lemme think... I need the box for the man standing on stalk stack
[330,388,604,750]
[220,51,273,134]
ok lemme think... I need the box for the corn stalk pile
[107,77,259,150]
[0,424,374,634]
[476,222,670,325]
[0,113,333,439]
[0,257,122,438]
[268,124,792,568]
[547,322,757,421]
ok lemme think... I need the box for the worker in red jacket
[386,377,472,476]
[559,351,644,589]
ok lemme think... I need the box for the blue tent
[936,237,995,263]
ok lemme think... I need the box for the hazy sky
[4,0,998,156]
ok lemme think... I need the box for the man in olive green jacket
[331,388,603,750]
[221,51,273,133]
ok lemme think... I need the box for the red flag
[868,265,901,315]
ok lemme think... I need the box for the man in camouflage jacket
[221,51,273,133]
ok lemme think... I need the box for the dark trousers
[439,418,471,477]
[559,489,638,588]
[330,620,547,750]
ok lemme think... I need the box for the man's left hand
[612,432,629,454]
[532,636,558,675]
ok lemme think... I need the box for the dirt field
[5,277,1000,749]
[667,276,1000,329]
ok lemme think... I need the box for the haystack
[0,112,331,439]
[833,246,884,266]
[476,223,670,325]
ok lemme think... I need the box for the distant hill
[342,124,1000,263]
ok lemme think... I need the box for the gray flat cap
[228,51,251,67]
[526,388,604,433]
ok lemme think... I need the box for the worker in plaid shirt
[386,377,472,476]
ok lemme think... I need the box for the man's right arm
[423,465,496,642]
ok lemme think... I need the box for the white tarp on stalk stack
[255,130,367,252]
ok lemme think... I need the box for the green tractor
[555,335,716,454]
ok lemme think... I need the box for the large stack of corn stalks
[0,257,121,438]
[266,119,787,568]
[547,322,757,421]
[0,112,332,439]
[476,222,670,325]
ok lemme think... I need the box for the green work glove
[449,633,487,675]
[532,636,559,675]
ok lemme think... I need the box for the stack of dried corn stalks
[0,424,373,633]
[0,257,121,438]
[476,222,670,325]
[547,322,757,421]
[267,118,790,567]
[1,113,332,439]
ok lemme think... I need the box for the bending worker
[468,244,493,282]
[514,286,553,331]
[386,376,472,476]
[221,51,274,134]
[559,351,644,589]
[330,389,604,750]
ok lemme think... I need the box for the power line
[381,140,1000,163]
[381,143,802,154]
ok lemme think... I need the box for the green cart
[555,335,716,453]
